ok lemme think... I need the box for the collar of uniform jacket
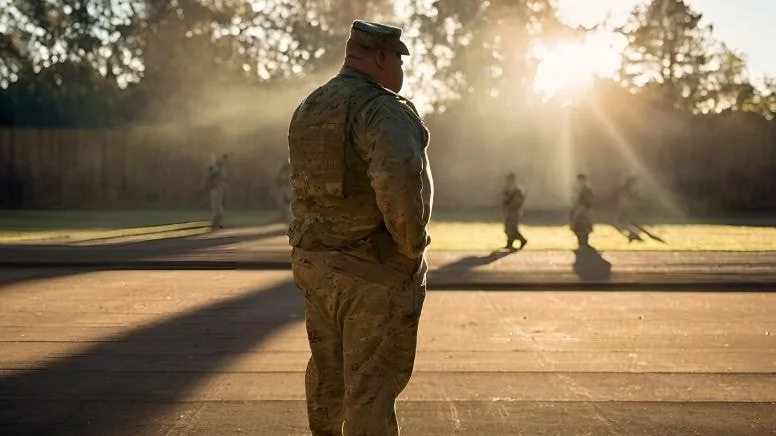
[339,67,398,94]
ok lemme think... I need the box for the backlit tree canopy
[1,0,775,127]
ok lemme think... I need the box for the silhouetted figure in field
[615,175,667,244]
[570,173,594,249]
[502,172,528,250]
[274,160,292,224]
[616,175,645,243]
[205,153,229,231]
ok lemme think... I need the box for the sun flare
[532,32,626,102]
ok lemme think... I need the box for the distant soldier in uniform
[502,172,528,250]
[287,20,433,435]
[274,160,293,224]
[617,174,644,243]
[570,173,594,248]
[205,153,229,230]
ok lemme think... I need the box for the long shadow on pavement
[573,247,612,282]
[0,226,288,288]
[0,267,101,289]
[0,226,287,262]
[432,249,516,272]
[0,280,303,435]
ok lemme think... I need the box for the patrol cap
[349,20,410,56]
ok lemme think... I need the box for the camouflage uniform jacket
[287,68,433,266]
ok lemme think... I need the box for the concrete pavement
[1,224,775,287]
[1,269,775,434]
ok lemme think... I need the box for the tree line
[1,0,774,128]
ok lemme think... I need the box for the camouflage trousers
[569,207,593,235]
[291,247,425,436]
[209,186,225,229]
[570,206,593,247]
[504,213,526,245]
[617,206,638,231]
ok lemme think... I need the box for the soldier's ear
[375,50,388,70]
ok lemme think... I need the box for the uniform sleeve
[353,96,430,259]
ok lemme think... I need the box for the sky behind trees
[557,0,776,78]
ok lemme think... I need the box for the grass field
[427,221,776,252]
[0,210,277,244]
[0,210,774,251]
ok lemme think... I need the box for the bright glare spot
[532,32,625,102]
[554,0,641,28]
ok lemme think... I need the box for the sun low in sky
[394,0,663,111]
[530,0,639,103]
[531,30,627,103]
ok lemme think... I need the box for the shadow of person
[0,280,303,435]
[614,224,643,241]
[0,225,290,288]
[573,246,612,282]
[438,249,516,272]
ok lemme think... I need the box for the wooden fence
[1,108,774,212]
[425,103,776,213]
[0,125,288,209]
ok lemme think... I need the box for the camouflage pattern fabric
[350,89,432,260]
[502,186,525,244]
[570,184,594,236]
[206,161,227,190]
[617,179,638,229]
[209,186,225,229]
[287,66,432,435]
[504,214,521,243]
[287,67,432,257]
[570,206,593,235]
[206,161,228,229]
[292,248,425,435]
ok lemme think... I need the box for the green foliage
[0,0,400,126]
[618,0,775,118]
[618,0,712,111]
[1,0,775,127]
[408,0,570,110]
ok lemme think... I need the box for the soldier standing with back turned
[286,20,433,435]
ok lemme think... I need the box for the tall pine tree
[618,0,714,112]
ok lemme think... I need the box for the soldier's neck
[340,65,385,88]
